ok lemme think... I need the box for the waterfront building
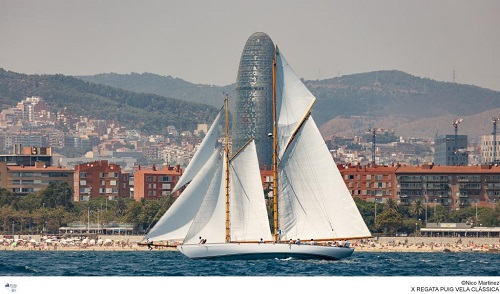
[434,135,468,166]
[233,32,275,168]
[0,162,73,196]
[396,163,500,211]
[338,162,500,210]
[133,165,182,201]
[338,163,397,204]
[74,160,130,202]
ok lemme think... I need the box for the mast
[272,46,279,242]
[224,94,230,243]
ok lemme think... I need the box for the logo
[3,283,16,292]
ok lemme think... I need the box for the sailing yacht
[144,45,371,260]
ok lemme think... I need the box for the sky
[1,0,500,91]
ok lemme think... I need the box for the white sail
[275,47,316,158]
[229,140,273,242]
[145,147,222,242]
[183,150,227,245]
[278,116,371,240]
[172,110,223,193]
[275,47,370,241]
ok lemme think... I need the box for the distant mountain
[3,69,497,140]
[77,72,235,108]
[307,71,500,141]
[0,69,219,134]
[79,70,500,140]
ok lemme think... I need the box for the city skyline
[2,1,500,91]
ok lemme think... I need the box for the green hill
[77,72,235,108]
[306,70,500,126]
[0,69,219,134]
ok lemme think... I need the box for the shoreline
[2,236,499,253]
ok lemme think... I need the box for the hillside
[78,71,500,141]
[3,69,499,141]
[77,72,235,108]
[0,69,219,134]
[309,71,500,141]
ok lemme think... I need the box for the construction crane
[452,118,463,165]
[493,117,499,164]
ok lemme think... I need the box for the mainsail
[275,48,371,241]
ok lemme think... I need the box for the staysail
[171,110,223,193]
[229,140,273,242]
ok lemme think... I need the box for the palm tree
[411,198,425,221]
[384,198,399,213]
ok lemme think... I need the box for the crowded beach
[2,235,500,253]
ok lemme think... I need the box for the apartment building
[338,163,398,203]
[337,162,500,211]
[74,160,130,202]
[396,163,500,211]
[0,161,73,196]
[133,165,182,201]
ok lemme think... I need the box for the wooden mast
[224,94,231,243]
[272,47,279,243]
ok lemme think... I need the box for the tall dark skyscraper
[233,32,275,168]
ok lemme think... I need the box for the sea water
[1,250,499,276]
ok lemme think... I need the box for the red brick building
[133,165,182,201]
[338,163,398,203]
[74,160,130,202]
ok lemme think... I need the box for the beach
[2,235,500,253]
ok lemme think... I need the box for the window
[80,172,87,178]
[162,183,171,190]
[110,180,117,186]
[80,180,86,185]
[100,172,105,178]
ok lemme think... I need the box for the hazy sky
[2,0,500,90]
